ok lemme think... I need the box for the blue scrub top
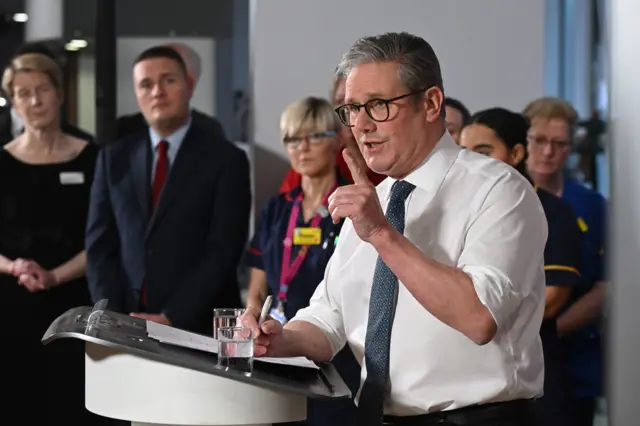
[245,175,348,320]
[561,178,607,398]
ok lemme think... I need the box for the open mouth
[363,141,383,150]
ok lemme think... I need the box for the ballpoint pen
[258,295,273,326]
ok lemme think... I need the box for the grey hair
[336,32,444,94]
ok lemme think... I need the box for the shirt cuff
[290,305,346,358]
[463,265,521,332]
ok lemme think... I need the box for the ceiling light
[69,39,88,48]
[13,13,28,23]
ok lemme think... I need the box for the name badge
[59,172,85,185]
[293,227,322,245]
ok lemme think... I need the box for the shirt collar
[149,115,192,151]
[382,130,461,200]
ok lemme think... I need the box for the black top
[0,143,103,423]
[0,144,99,320]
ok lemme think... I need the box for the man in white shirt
[243,32,547,426]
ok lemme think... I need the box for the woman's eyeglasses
[283,131,337,149]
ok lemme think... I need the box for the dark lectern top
[42,305,352,401]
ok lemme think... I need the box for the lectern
[42,304,351,426]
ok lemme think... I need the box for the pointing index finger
[342,139,370,186]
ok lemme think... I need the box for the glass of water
[213,308,245,339]
[217,326,254,375]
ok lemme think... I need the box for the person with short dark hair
[116,43,227,142]
[444,97,471,144]
[460,107,582,426]
[86,45,251,334]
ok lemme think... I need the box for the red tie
[141,140,169,309]
[152,140,169,209]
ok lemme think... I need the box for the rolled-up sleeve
[289,227,350,357]
[458,174,548,332]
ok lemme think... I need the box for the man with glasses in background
[243,31,547,426]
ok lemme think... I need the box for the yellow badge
[293,227,322,245]
[577,217,589,233]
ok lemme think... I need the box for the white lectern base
[85,342,306,425]
[132,424,268,426]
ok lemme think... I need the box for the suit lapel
[129,136,151,222]
[146,123,202,237]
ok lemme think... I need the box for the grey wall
[608,1,640,424]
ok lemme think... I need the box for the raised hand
[328,142,389,242]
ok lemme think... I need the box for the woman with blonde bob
[244,96,359,425]
[0,53,102,423]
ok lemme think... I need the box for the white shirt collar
[381,130,461,200]
[148,115,192,151]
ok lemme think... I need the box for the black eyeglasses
[334,88,427,127]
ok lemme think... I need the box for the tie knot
[389,180,415,205]
[157,140,169,153]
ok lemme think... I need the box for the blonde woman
[245,97,359,426]
[0,53,102,424]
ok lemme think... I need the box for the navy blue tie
[358,180,416,425]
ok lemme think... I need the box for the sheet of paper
[146,321,319,370]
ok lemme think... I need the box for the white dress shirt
[292,132,547,416]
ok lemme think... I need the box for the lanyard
[278,183,337,301]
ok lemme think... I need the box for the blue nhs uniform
[244,176,359,426]
[561,178,607,399]
[535,187,582,426]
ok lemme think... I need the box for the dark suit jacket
[85,112,251,334]
[0,107,94,146]
[117,109,227,142]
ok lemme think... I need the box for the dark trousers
[569,397,597,426]
[382,400,537,426]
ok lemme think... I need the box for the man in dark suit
[85,46,251,334]
[116,42,226,141]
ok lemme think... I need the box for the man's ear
[424,87,444,123]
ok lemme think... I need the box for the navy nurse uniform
[244,174,359,426]
[561,177,607,423]
[534,187,582,426]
